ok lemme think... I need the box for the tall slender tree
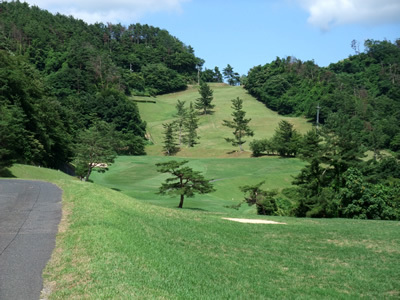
[183,102,200,147]
[222,97,254,152]
[175,99,187,145]
[162,122,179,156]
[195,82,215,115]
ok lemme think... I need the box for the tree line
[247,118,400,220]
[245,39,400,153]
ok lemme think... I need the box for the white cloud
[296,0,400,30]
[24,0,190,24]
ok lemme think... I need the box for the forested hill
[0,1,202,171]
[0,1,201,96]
[245,39,400,152]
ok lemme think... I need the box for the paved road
[0,180,62,300]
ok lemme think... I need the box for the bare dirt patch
[222,218,286,224]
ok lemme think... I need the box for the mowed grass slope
[91,155,305,213]
[137,84,311,157]
[7,165,400,299]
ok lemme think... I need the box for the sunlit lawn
[8,165,400,299]
[91,155,305,213]
[136,84,311,157]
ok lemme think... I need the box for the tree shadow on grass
[226,150,239,155]
[199,110,215,116]
[181,207,208,212]
[0,168,16,178]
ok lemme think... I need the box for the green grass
[91,155,305,214]
[137,84,311,157]
[5,165,400,299]
[8,164,75,181]
[4,86,399,299]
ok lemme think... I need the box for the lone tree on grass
[222,97,254,152]
[156,160,215,208]
[195,82,215,115]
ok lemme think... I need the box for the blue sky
[24,0,400,75]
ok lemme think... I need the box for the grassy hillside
[136,84,311,157]
[92,84,311,213]
[5,165,400,299]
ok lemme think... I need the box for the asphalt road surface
[0,180,62,300]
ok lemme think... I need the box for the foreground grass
[136,84,311,157]
[6,165,400,299]
[91,155,305,213]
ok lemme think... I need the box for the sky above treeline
[23,0,400,75]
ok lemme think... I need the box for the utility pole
[316,103,320,128]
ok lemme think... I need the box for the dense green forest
[245,40,400,219]
[0,1,205,170]
[245,40,400,151]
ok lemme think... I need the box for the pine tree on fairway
[222,97,254,152]
[162,122,179,155]
[175,100,187,145]
[183,102,200,147]
[156,160,215,208]
[195,82,215,115]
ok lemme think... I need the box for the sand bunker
[222,218,286,224]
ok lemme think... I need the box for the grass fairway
[97,84,311,212]
[136,84,311,157]
[91,155,305,213]
[6,165,400,299]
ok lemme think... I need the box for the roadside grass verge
[6,165,400,299]
[91,155,305,213]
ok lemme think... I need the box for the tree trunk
[239,143,244,152]
[178,194,184,208]
[85,167,92,182]
[179,126,182,145]
[178,176,184,208]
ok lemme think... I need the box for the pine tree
[271,120,302,157]
[162,122,179,156]
[183,102,200,147]
[239,181,278,215]
[195,82,215,115]
[156,160,215,208]
[222,97,254,152]
[175,99,187,145]
[223,64,240,86]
